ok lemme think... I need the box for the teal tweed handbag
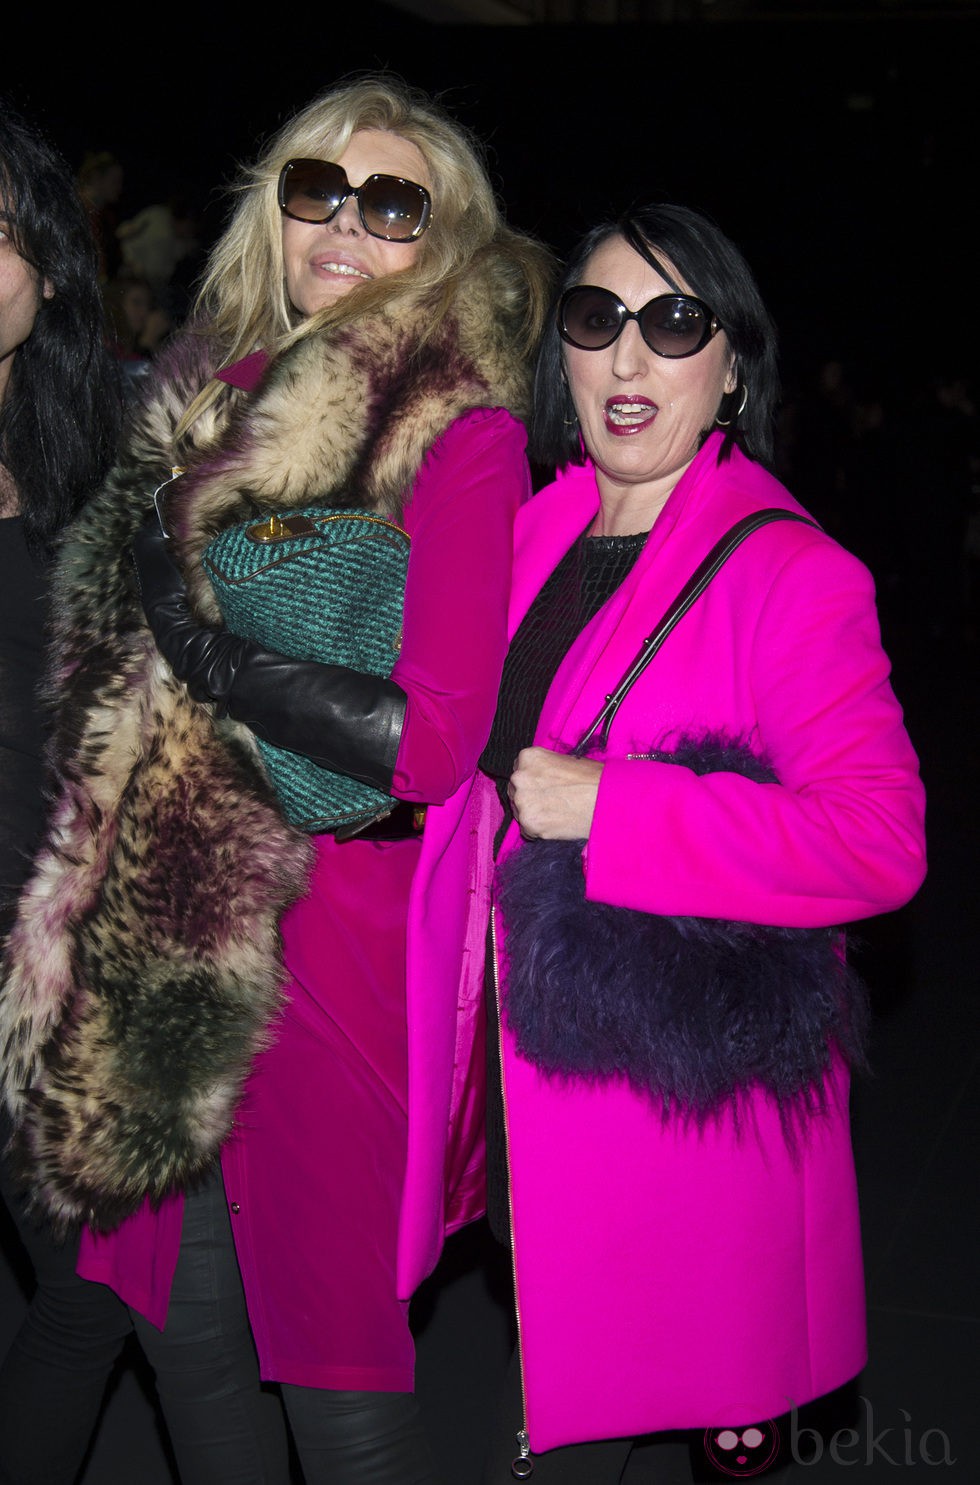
[202,508,410,834]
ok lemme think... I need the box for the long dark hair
[0,106,122,555]
[531,203,779,472]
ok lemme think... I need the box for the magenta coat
[78,406,528,1344]
[489,433,926,1452]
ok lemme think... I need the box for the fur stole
[496,737,870,1131]
[0,263,531,1231]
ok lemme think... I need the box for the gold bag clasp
[246,513,318,544]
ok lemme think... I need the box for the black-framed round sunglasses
[558,285,721,359]
[277,158,432,243]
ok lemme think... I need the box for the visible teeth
[318,262,370,278]
[607,402,654,426]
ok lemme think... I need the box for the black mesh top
[480,529,648,785]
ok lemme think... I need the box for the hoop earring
[716,384,748,427]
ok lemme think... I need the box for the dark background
[10,11,979,382]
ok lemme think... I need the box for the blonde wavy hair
[176,75,552,447]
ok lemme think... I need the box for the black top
[0,516,49,934]
[480,530,648,786]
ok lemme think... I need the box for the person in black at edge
[0,105,130,1485]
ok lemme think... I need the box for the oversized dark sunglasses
[277,158,432,242]
[558,285,721,358]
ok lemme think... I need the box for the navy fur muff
[495,738,870,1124]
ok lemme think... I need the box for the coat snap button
[230,1201,241,1214]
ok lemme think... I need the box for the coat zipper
[491,904,535,1479]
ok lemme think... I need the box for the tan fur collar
[165,266,531,621]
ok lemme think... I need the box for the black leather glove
[132,513,407,792]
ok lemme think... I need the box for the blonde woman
[1,77,551,1483]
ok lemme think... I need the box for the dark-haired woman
[476,206,926,1481]
[0,106,130,1485]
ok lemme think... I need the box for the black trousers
[132,1169,437,1485]
[0,1111,132,1485]
[129,1169,291,1485]
[481,1350,695,1485]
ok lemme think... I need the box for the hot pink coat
[490,433,926,1451]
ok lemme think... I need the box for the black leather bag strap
[573,507,818,757]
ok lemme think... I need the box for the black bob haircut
[530,202,779,473]
[0,105,122,555]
